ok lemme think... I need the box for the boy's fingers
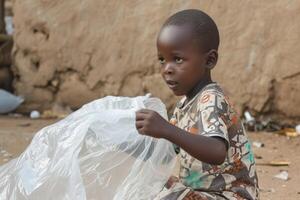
[135,111,149,120]
[135,121,144,129]
[136,126,146,135]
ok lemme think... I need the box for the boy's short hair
[162,9,220,52]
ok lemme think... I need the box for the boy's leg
[154,176,223,200]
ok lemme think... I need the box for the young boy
[135,9,259,200]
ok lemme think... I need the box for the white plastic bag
[0,96,176,200]
[0,89,24,114]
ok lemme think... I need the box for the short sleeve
[196,90,231,146]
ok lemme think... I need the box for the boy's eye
[175,57,183,64]
[158,57,165,64]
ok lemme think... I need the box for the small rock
[260,188,275,193]
[51,79,59,87]
[30,110,40,119]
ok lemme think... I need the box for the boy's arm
[162,123,227,165]
[136,109,227,165]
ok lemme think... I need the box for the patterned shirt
[170,82,259,200]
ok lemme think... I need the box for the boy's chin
[171,90,185,96]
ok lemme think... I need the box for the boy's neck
[186,76,213,103]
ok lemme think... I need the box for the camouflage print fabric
[156,83,259,200]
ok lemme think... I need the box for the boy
[136,9,259,200]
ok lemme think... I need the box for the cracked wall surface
[12,0,300,121]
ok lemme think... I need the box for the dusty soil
[0,116,299,200]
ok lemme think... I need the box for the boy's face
[157,25,208,96]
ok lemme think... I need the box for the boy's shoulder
[174,82,227,109]
[195,82,230,109]
[198,82,223,98]
[198,83,238,117]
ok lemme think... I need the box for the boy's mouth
[166,80,179,89]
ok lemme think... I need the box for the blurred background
[0,1,300,199]
[1,0,300,124]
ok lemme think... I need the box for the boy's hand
[135,109,170,138]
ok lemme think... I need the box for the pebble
[30,110,40,119]
[260,188,275,193]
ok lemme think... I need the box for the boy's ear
[205,49,218,70]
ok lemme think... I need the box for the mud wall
[11,0,300,121]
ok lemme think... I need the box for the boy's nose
[163,63,174,74]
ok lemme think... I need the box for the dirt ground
[0,116,299,200]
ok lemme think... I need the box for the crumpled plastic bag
[0,96,177,200]
[0,89,24,114]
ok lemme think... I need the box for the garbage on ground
[276,128,299,137]
[243,111,256,131]
[41,103,72,119]
[295,124,300,135]
[242,111,299,136]
[243,111,282,132]
[0,96,177,200]
[252,141,264,148]
[257,161,290,167]
[244,111,255,124]
[30,110,40,119]
[274,171,289,181]
[269,161,290,166]
[5,16,14,35]
[0,89,24,114]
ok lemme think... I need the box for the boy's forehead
[157,25,195,49]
